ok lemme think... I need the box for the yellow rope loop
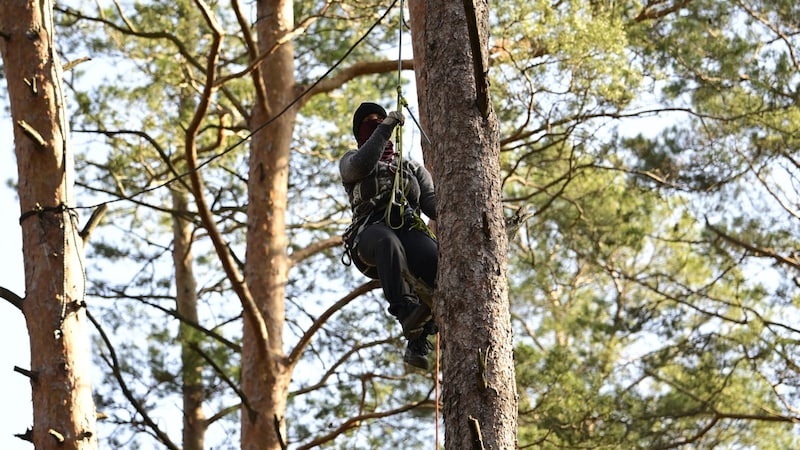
[387,0,408,230]
[386,116,407,229]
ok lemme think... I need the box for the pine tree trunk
[172,189,207,450]
[0,1,98,449]
[409,1,518,449]
[241,0,296,448]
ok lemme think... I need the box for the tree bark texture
[242,0,296,448]
[0,1,98,449]
[171,189,207,450]
[409,1,518,449]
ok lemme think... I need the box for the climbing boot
[403,320,438,370]
[404,333,434,370]
[400,303,432,340]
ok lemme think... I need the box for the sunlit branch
[0,286,24,311]
[184,0,270,357]
[289,236,342,268]
[287,280,380,368]
[87,310,180,450]
[295,398,436,450]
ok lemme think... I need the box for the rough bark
[172,189,207,450]
[0,1,98,449]
[241,0,296,448]
[409,1,518,449]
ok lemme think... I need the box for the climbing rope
[386,2,442,448]
[386,0,407,230]
[70,0,400,213]
[385,0,432,235]
[435,333,441,449]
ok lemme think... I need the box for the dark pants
[355,222,438,320]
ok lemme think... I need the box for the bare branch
[289,235,342,267]
[287,280,380,367]
[295,398,435,450]
[183,0,271,357]
[291,337,394,396]
[305,59,414,99]
[705,218,800,271]
[109,291,242,352]
[635,0,693,22]
[87,310,180,450]
[189,342,257,422]
[0,286,24,311]
[79,204,108,244]
[230,0,268,117]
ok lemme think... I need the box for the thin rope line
[435,332,441,449]
[72,0,399,211]
[387,0,408,229]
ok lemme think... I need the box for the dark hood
[351,102,387,139]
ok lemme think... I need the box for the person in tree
[340,102,439,370]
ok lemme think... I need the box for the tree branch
[87,310,180,450]
[295,398,435,450]
[184,0,271,358]
[304,59,414,99]
[289,235,342,267]
[287,280,380,368]
[0,286,24,311]
[291,336,394,396]
[230,0,267,118]
[189,342,257,423]
[705,218,800,271]
[635,0,693,22]
[79,203,108,244]
[111,291,242,352]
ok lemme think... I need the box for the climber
[340,101,439,370]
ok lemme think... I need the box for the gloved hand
[383,110,405,127]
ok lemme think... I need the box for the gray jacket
[340,121,437,222]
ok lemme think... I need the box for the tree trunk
[171,189,207,450]
[0,1,98,449]
[409,1,518,449]
[241,0,296,448]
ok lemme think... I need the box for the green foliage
[494,1,800,448]
[55,1,437,449]
[39,0,800,448]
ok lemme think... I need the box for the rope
[385,4,440,449]
[386,0,407,230]
[386,0,432,229]
[68,0,400,212]
[435,332,441,449]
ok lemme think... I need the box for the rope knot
[18,202,72,224]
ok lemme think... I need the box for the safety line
[387,0,408,230]
[70,0,399,211]
[435,332,441,449]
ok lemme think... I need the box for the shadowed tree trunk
[409,1,518,449]
[0,1,98,449]
[171,189,207,450]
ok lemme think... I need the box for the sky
[0,16,424,446]
[0,119,34,450]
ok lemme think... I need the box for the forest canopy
[1,0,799,449]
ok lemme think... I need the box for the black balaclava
[352,102,396,166]
[352,102,387,140]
